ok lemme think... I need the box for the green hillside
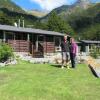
[0,0,25,13]
[0,8,38,26]
[27,10,48,18]
[0,0,99,40]
[40,2,100,40]
[0,0,38,27]
[41,0,91,22]
[68,3,100,40]
[67,3,100,29]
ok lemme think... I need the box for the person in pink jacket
[70,38,78,68]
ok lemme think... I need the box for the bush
[0,43,14,62]
[90,45,100,59]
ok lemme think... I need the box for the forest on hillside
[0,0,99,40]
[39,3,100,40]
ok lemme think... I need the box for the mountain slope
[0,0,38,27]
[74,0,91,9]
[0,0,25,13]
[0,8,38,25]
[41,0,92,22]
[27,10,48,18]
[40,2,100,40]
[68,3,100,40]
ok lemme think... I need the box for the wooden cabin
[80,40,100,54]
[0,24,64,57]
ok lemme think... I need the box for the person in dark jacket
[61,35,70,69]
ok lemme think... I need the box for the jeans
[70,53,76,68]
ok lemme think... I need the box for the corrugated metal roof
[0,24,64,36]
[81,40,100,44]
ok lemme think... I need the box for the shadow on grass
[88,64,98,78]
[50,64,62,68]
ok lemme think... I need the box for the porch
[0,25,63,58]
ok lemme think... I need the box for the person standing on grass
[70,38,78,68]
[60,35,70,69]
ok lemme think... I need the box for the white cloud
[30,0,68,11]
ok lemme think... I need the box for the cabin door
[35,35,45,57]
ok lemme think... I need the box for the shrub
[90,45,100,59]
[0,43,14,62]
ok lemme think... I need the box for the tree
[0,12,12,25]
[81,24,100,40]
[47,11,74,35]
[34,20,48,30]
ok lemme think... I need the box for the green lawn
[0,61,100,100]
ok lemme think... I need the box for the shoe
[67,66,70,69]
[61,66,64,69]
[66,64,70,69]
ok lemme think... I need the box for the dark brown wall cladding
[8,40,30,52]
[45,42,55,53]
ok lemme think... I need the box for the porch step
[33,51,44,58]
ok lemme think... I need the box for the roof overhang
[80,40,100,44]
[0,24,64,36]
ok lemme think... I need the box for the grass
[0,61,100,100]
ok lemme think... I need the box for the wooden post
[13,33,15,52]
[27,33,30,41]
[31,34,34,57]
[44,35,47,53]
[36,35,38,51]
[59,37,61,47]
[14,33,15,40]
[32,43,34,57]
[3,31,6,43]
[27,33,30,53]
[86,44,89,53]
[54,36,55,53]
[59,37,61,51]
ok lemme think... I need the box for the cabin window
[6,32,14,40]
[0,31,3,41]
[46,36,53,42]
[38,35,44,42]
[15,33,27,40]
